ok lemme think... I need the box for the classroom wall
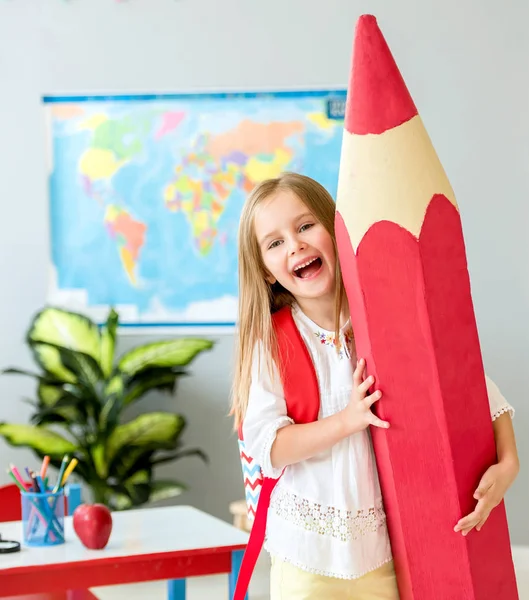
[0,0,527,543]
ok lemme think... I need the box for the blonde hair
[231,172,345,428]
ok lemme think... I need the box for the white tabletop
[0,505,249,571]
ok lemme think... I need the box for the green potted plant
[0,307,213,510]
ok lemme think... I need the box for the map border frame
[43,87,347,334]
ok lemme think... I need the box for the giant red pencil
[335,15,518,600]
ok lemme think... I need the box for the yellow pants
[270,558,400,599]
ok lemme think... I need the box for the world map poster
[44,90,346,329]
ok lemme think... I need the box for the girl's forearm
[493,412,519,470]
[270,413,349,470]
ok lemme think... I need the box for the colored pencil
[40,455,50,479]
[7,470,25,491]
[61,458,78,487]
[9,464,30,491]
[53,455,69,493]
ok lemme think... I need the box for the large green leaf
[126,470,150,485]
[31,389,85,426]
[118,339,213,376]
[148,480,186,503]
[99,391,124,435]
[31,409,70,427]
[2,368,63,388]
[111,447,153,479]
[45,344,104,397]
[28,307,102,366]
[91,442,108,478]
[123,469,152,506]
[0,423,77,455]
[100,308,119,378]
[106,412,185,462]
[105,375,125,397]
[38,383,63,407]
[35,384,81,422]
[108,491,134,511]
[100,376,126,435]
[122,368,184,406]
[30,344,77,383]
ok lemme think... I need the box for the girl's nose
[289,237,306,255]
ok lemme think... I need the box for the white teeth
[294,257,318,271]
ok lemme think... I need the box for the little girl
[231,172,519,599]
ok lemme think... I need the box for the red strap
[273,306,320,423]
[234,306,320,599]
[233,477,278,600]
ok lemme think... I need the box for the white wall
[0,0,527,543]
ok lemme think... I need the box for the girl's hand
[342,358,390,435]
[454,461,519,536]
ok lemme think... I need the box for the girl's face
[254,189,337,307]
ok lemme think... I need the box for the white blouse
[242,304,515,580]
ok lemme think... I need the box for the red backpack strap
[233,306,320,600]
[233,476,276,600]
[272,306,320,424]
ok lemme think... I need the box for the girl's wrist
[336,408,359,438]
[330,410,348,439]
[497,454,520,476]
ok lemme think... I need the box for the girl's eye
[299,223,314,233]
[268,240,282,250]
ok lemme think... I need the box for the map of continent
[45,91,345,327]
[104,205,147,286]
[163,120,303,256]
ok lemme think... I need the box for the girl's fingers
[475,511,492,532]
[365,389,382,407]
[353,359,365,384]
[455,515,478,536]
[458,506,490,535]
[358,375,375,395]
[369,413,390,429]
[454,515,475,532]
[455,503,485,533]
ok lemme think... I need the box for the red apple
[73,503,113,550]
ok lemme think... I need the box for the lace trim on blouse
[270,488,387,543]
[267,547,394,580]
[492,405,515,421]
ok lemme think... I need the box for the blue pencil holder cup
[21,490,65,547]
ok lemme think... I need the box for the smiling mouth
[293,257,323,279]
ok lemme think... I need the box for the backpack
[234,305,321,600]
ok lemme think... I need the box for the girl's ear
[266,273,277,285]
